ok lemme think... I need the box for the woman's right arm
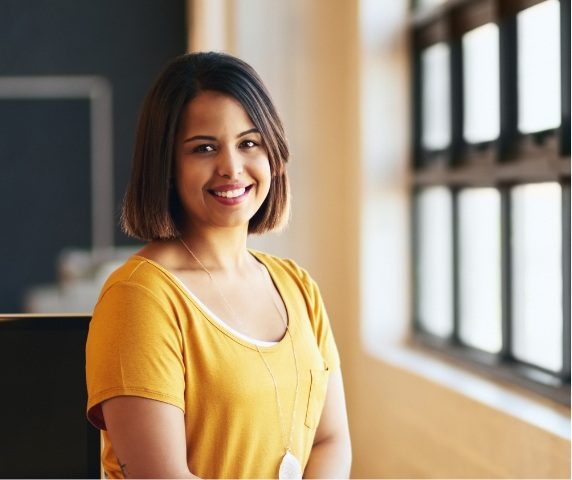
[102,396,199,479]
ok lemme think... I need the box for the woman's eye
[192,144,215,153]
[239,139,258,149]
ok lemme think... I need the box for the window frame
[410,0,571,405]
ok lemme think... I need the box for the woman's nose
[216,146,243,178]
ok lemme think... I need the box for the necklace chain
[179,238,300,454]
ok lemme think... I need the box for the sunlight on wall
[359,0,411,350]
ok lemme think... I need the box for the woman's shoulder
[97,250,181,304]
[251,249,299,273]
[250,250,317,292]
[102,241,181,286]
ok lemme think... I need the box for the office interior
[0,0,570,478]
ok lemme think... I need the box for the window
[511,182,563,372]
[517,0,561,134]
[416,187,454,337]
[421,43,451,150]
[458,188,502,353]
[462,23,500,143]
[411,0,570,403]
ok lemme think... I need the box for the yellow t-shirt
[85,251,340,479]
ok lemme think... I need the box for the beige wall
[351,351,570,478]
[187,0,571,477]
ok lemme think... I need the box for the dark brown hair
[121,51,290,240]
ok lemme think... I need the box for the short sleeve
[85,281,185,430]
[295,266,341,372]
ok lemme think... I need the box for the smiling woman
[84,52,352,479]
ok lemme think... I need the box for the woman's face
[174,90,272,233]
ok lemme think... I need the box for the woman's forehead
[178,91,255,135]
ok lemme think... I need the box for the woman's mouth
[208,184,254,205]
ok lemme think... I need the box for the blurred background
[0,0,569,477]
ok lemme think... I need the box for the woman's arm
[303,369,352,479]
[101,396,199,479]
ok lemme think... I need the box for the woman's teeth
[213,187,246,198]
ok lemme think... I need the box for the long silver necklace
[179,238,302,479]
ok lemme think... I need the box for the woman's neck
[178,225,253,274]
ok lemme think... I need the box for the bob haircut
[121,51,290,240]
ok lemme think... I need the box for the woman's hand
[303,369,352,478]
[102,396,199,479]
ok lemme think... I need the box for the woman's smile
[208,183,255,205]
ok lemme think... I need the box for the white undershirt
[172,274,279,347]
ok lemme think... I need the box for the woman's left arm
[303,369,352,479]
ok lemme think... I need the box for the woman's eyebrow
[237,128,259,138]
[183,128,259,144]
[183,134,216,143]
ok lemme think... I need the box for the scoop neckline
[128,251,293,352]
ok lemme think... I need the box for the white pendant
[279,450,302,479]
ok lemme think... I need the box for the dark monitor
[0,315,100,478]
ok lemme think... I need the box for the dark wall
[0,0,187,312]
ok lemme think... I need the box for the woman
[86,52,351,479]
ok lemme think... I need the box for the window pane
[517,0,561,133]
[458,188,502,353]
[463,23,500,143]
[511,183,562,372]
[416,187,454,337]
[421,43,451,150]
